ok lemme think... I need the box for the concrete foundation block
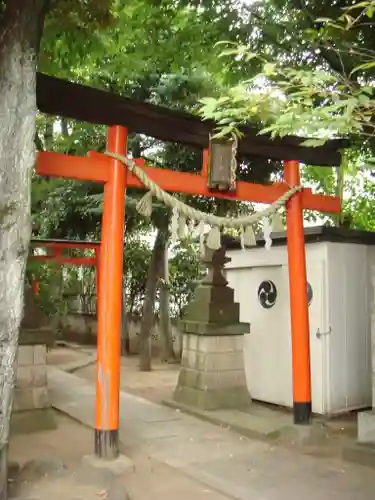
[82,454,134,478]
[17,345,33,366]
[181,348,195,367]
[216,334,244,352]
[14,340,52,435]
[183,334,198,351]
[187,335,244,354]
[16,366,34,389]
[205,351,244,371]
[178,367,247,391]
[358,410,375,443]
[182,349,245,372]
[340,410,375,468]
[33,344,47,365]
[175,331,251,411]
[33,386,49,409]
[75,457,133,499]
[13,388,34,411]
[173,384,251,411]
[33,365,47,387]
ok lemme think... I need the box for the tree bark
[0,2,48,499]
[159,240,175,363]
[139,227,167,371]
[121,276,130,356]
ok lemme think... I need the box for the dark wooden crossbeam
[36,73,348,166]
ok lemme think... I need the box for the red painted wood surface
[36,151,341,214]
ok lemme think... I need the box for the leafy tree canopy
[198,0,375,229]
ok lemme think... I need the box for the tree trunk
[121,276,129,356]
[159,240,175,362]
[0,2,48,499]
[139,227,167,371]
[61,117,69,138]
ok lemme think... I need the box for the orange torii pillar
[284,161,312,424]
[32,278,39,295]
[94,247,101,325]
[95,126,127,458]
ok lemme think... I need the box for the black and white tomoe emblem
[258,280,277,309]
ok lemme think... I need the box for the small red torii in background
[36,125,341,461]
[29,239,101,304]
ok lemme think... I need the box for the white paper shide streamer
[262,217,272,251]
[104,152,301,251]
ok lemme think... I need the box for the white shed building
[224,226,375,415]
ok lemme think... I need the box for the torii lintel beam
[36,151,341,214]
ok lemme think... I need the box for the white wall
[325,243,374,412]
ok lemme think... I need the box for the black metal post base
[293,402,312,425]
[94,429,119,459]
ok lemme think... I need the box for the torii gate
[28,239,100,308]
[36,124,342,460]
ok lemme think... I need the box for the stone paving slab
[56,357,96,374]
[186,450,360,500]
[48,367,375,500]
[164,398,291,440]
[343,441,375,469]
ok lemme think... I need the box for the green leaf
[358,93,370,106]
[345,1,375,11]
[350,60,375,76]
[218,48,241,58]
[258,124,280,136]
[263,62,276,75]
[301,138,329,147]
[214,40,237,47]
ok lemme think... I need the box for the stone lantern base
[172,245,251,412]
[173,324,251,411]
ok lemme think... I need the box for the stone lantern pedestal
[173,246,251,411]
[11,285,56,434]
